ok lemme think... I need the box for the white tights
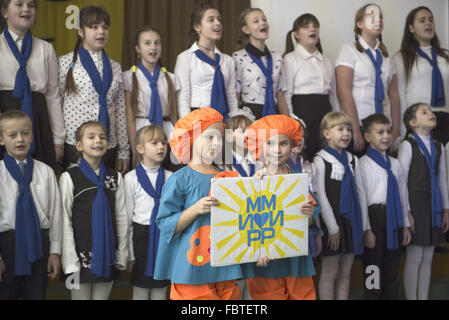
[71,282,114,300]
[132,286,169,300]
[403,245,435,300]
[319,253,355,300]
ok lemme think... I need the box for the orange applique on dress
[186,225,211,266]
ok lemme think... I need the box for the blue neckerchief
[287,156,303,174]
[4,153,42,275]
[416,47,446,107]
[324,146,364,255]
[135,164,165,278]
[194,49,229,121]
[366,147,404,250]
[78,46,113,140]
[232,155,255,177]
[78,158,117,278]
[3,28,35,154]
[245,49,276,117]
[365,49,385,115]
[412,133,442,228]
[138,63,163,128]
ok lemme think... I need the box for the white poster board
[210,174,309,267]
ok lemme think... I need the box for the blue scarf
[287,156,303,174]
[78,158,117,278]
[4,153,42,275]
[412,134,442,228]
[365,49,385,115]
[245,49,276,117]
[324,146,364,255]
[78,46,113,140]
[416,47,446,107]
[138,63,163,128]
[366,147,404,250]
[3,28,35,154]
[135,164,165,277]
[195,49,229,121]
[232,155,255,177]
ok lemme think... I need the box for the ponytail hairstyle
[353,4,389,57]
[188,2,218,47]
[64,6,111,94]
[283,13,323,57]
[236,7,265,51]
[131,26,178,125]
[399,6,449,82]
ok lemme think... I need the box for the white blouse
[0,31,65,145]
[232,48,285,105]
[174,42,238,118]
[0,159,63,260]
[59,50,130,160]
[357,154,411,231]
[282,43,338,114]
[124,165,172,261]
[393,46,449,136]
[336,37,396,123]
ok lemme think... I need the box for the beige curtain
[122,0,251,71]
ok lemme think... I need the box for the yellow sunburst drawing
[210,174,309,267]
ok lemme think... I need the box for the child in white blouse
[336,4,401,155]
[398,103,449,300]
[124,125,172,300]
[175,3,238,119]
[232,8,288,119]
[0,0,65,170]
[123,27,180,169]
[282,13,338,161]
[59,6,129,173]
[394,7,449,143]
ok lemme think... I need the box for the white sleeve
[226,57,238,113]
[438,144,449,209]
[335,44,355,69]
[396,159,411,227]
[114,173,129,270]
[281,54,296,114]
[124,173,136,262]
[329,60,341,111]
[354,159,371,231]
[46,168,63,255]
[313,156,340,235]
[174,53,192,118]
[392,54,408,137]
[59,172,80,274]
[233,52,242,94]
[122,69,133,93]
[397,141,412,192]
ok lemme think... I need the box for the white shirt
[59,51,130,160]
[393,47,449,136]
[59,168,128,274]
[0,159,63,260]
[174,43,238,118]
[124,165,172,261]
[282,43,339,114]
[313,149,366,235]
[289,157,318,194]
[397,134,449,210]
[0,31,65,145]
[335,37,396,123]
[232,48,285,105]
[122,67,180,139]
[357,154,411,231]
[220,150,264,177]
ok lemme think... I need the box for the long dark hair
[187,2,218,47]
[399,6,449,82]
[284,13,323,57]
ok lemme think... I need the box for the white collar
[15,158,27,165]
[317,149,354,165]
[140,163,161,174]
[233,151,254,165]
[358,35,380,52]
[190,42,221,55]
[295,43,323,61]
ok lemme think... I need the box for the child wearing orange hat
[244,114,321,300]
[152,108,247,300]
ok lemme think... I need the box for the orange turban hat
[246,115,303,161]
[169,108,224,164]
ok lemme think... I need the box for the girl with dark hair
[282,13,338,161]
[174,3,238,120]
[58,6,129,173]
[393,7,449,143]
[336,4,400,155]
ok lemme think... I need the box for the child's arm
[437,144,449,232]
[124,173,136,265]
[226,57,238,113]
[280,55,296,115]
[174,53,192,118]
[123,71,138,169]
[174,197,219,235]
[397,141,413,232]
[114,66,130,174]
[114,173,129,270]
[387,75,401,152]
[59,172,80,275]
[392,54,408,137]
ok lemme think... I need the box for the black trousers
[362,205,402,300]
[0,230,50,300]
[63,143,118,171]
